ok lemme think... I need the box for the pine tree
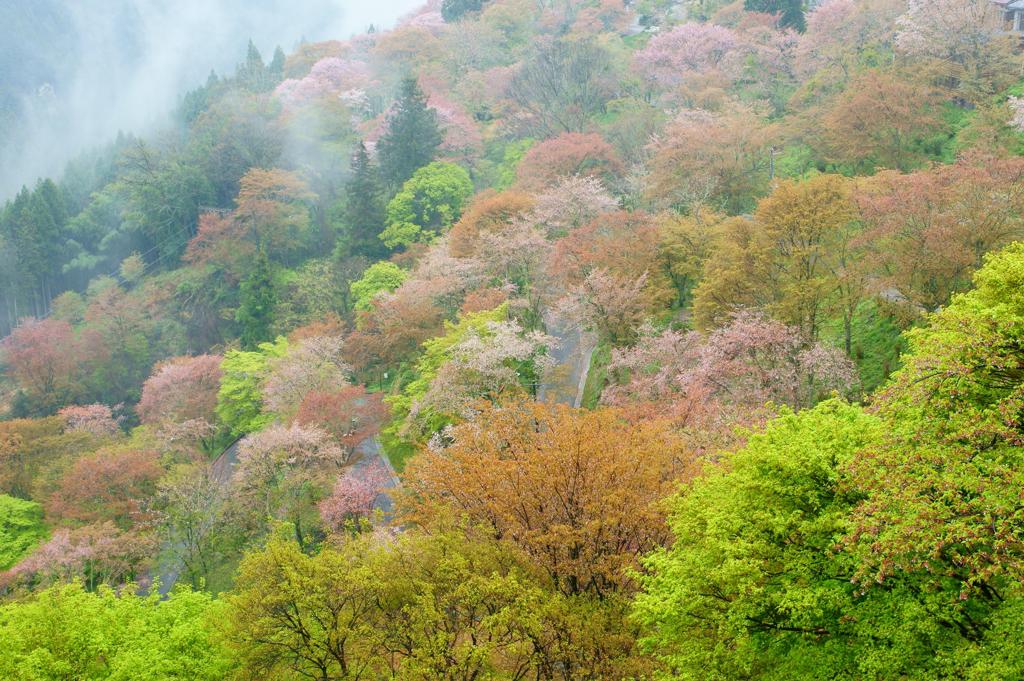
[441,0,486,22]
[237,39,270,92]
[343,141,388,258]
[236,248,277,350]
[268,46,286,83]
[376,77,443,188]
[744,0,805,31]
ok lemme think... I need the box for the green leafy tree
[0,582,232,680]
[350,261,407,312]
[635,401,903,679]
[0,494,47,570]
[376,77,443,188]
[236,248,277,350]
[849,241,1024,625]
[380,162,474,249]
[342,141,388,259]
[215,337,288,435]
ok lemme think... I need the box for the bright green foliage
[635,401,889,679]
[849,242,1024,604]
[215,337,288,435]
[380,162,474,249]
[236,248,277,350]
[350,261,407,312]
[0,582,231,680]
[0,494,47,570]
[376,77,443,188]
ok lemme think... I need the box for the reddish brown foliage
[515,132,624,191]
[294,387,386,452]
[2,318,84,409]
[401,399,696,597]
[46,448,163,529]
[448,190,535,258]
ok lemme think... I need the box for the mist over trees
[2,0,1024,677]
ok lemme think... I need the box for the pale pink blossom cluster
[5,522,155,589]
[58,403,121,436]
[427,91,484,158]
[274,57,374,108]
[1009,96,1024,132]
[603,310,857,411]
[318,461,392,530]
[137,354,223,426]
[263,335,352,417]
[633,23,744,88]
[555,268,649,344]
[237,422,347,490]
[529,176,619,236]
[895,0,998,59]
[409,320,556,433]
[402,10,446,32]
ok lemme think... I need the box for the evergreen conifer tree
[344,141,388,258]
[376,77,443,188]
[236,248,277,349]
[744,0,805,31]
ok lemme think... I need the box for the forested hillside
[3,0,1024,678]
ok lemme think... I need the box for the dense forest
[3,0,1024,677]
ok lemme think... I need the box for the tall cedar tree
[441,0,486,22]
[344,141,388,258]
[236,248,277,349]
[744,0,805,31]
[376,77,443,188]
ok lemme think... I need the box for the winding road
[152,312,592,595]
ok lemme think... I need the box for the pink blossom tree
[274,57,374,108]
[603,310,857,415]
[528,176,619,238]
[555,268,650,346]
[411,320,557,430]
[633,23,744,90]
[58,404,121,436]
[234,423,346,543]
[317,461,392,531]
[4,522,157,591]
[262,335,352,418]
[137,354,223,427]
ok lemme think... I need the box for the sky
[0,0,423,198]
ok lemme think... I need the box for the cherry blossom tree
[234,423,346,544]
[262,335,352,418]
[317,461,392,531]
[137,355,223,427]
[895,0,1020,103]
[46,448,163,529]
[555,269,649,346]
[646,107,772,213]
[410,319,557,431]
[603,310,857,418]
[1,318,85,412]
[633,23,743,91]
[58,404,121,436]
[294,387,386,453]
[528,176,619,238]
[274,57,374,109]
[4,522,156,591]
